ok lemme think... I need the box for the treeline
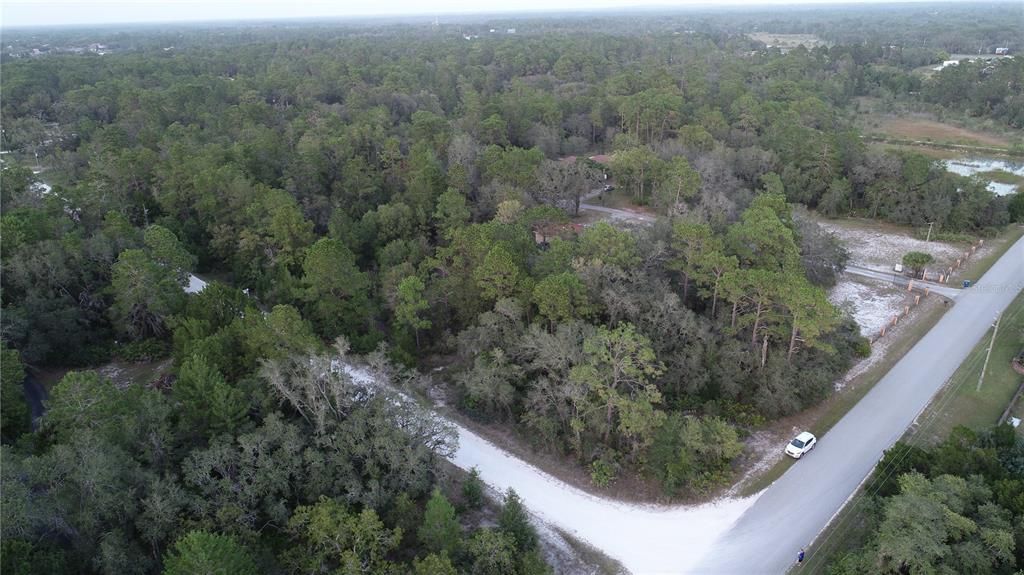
[828,425,1024,574]
[924,57,1024,130]
[0,13,1012,545]
[718,2,1021,57]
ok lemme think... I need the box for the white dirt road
[451,423,759,574]
[341,365,759,574]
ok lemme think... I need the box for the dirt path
[578,187,656,225]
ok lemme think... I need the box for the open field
[869,141,964,159]
[871,117,1012,148]
[747,32,827,50]
[977,169,1024,186]
[854,97,1020,156]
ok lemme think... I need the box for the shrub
[498,489,537,551]
[116,338,171,362]
[647,414,742,496]
[589,453,619,487]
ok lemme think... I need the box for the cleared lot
[816,217,966,271]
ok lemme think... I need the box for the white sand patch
[725,428,794,497]
[185,274,208,294]
[817,221,964,269]
[831,296,943,391]
[97,364,129,389]
[829,278,908,336]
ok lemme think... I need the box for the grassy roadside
[793,290,1024,573]
[740,299,947,497]
[906,289,1024,443]
[950,224,1024,285]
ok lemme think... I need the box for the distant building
[995,47,1009,55]
[507,28,516,34]
[932,59,960,71]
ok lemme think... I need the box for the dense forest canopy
[0,4,1020,573]
[830,425,1024,574]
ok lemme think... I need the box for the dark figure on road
[797,549,805,564]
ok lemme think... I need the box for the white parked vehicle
[785,431,817,459]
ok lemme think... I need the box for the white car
[785,431,817,459]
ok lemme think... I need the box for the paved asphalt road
[844,264,962,299]
[695,235,1024,574]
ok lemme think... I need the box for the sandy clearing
[725,428,792,498]
[817,220,964,270]
[185,273,208,294]
[834,296,943,392]
[829,277,909,337]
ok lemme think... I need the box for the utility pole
[926,221,934,242]
[977,313,1001,392]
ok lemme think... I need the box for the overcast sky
[2,0,967,28]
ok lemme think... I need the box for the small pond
[943,157,1023,196]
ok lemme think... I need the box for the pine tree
[498,488,537,551]
[462,467,485,510]
[163,531,257,575]
[418,489,460,556]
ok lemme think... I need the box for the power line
[800,328,1007,574]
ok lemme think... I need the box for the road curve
[695,235,1024,574]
